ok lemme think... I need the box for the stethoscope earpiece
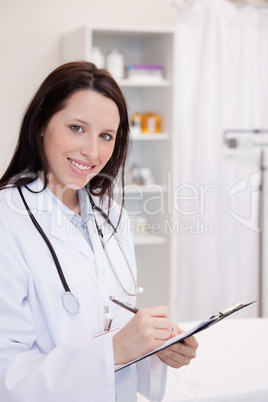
[138,287,144,294]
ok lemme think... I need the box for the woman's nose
[81,137,98,159]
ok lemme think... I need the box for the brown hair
[0,61,130,211]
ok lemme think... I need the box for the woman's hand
[157,324,198,369]
[113,306,173,365]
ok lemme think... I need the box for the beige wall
[0,0,176,175]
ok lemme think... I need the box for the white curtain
[171,0,268,322]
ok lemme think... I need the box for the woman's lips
[68,157,96,174]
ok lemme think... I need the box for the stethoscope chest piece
[62,291,80,315]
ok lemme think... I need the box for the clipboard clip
[209,301,256,320]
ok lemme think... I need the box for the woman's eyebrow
[68,118,90,126]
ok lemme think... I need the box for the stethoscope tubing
[18,187,71,293]
[18,185,142,315]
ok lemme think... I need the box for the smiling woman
[0,61,130,211]
[0,61,198,402]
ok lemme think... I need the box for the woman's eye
[100,133,112,141]
[70,125,83,133]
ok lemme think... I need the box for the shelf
[133,234,167,246]
[118,78,171,87]
[131,133,170,140]
[127,184,167,194]
[89,25,175,35]
[114,184,167,195]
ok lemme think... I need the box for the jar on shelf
[106,49,125,80]
[91,46,105,68]
[136,216,149,235]
[141,112,162,134]
[128,164,154,186]
[130,216,149,236]
[139,167,154,185]
[129,164,142,185]
[130,112,142,136]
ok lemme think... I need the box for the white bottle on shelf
[106,49,125,80]
[91,46,105,68]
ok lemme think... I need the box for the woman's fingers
[113,306,174,365]
[158,350,192,368]
[157,326,199,369]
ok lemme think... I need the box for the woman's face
[42,89,120,196]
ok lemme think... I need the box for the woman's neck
[59,187,80,215]
[40,174,81,215]
[52,185,80,214]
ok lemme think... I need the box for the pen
[110,295,140,314]
[110,296,177,334]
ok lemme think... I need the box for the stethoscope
[18,186,143,315]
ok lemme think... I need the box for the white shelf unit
[118,79,171,87]
[132,234,167,246]
[62,26,176,308]
[131,132,170,140]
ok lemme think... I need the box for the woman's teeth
[71,160,91,171]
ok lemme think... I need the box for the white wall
[0,0,176,175]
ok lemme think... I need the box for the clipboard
[115,301,256,372]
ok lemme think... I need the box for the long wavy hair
[0,61,130,213]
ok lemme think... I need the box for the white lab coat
[0,179,167,402]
